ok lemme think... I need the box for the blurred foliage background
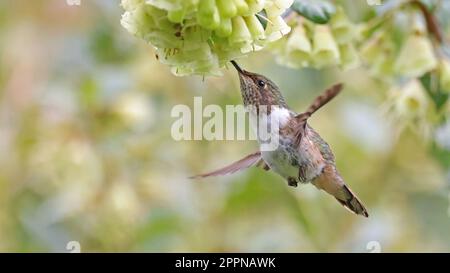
[0,0,449,252]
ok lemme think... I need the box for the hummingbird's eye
[257,80,266,87]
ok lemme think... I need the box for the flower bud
[230,16,252,44]
[216,17,233,37]
[217,0,238,18]
[244,15,266,41]
[233,0,250,15]
[246,0,266,15]
[198,0,221,29]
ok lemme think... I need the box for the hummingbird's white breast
[247,105,325,183]
[246,105,292,132]
[269,106,291,127]
[247,105,300,181]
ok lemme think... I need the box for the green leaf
[432,92,449,111]
[420,72,449,111]
[291,0,336,24]
[419,72,433,92]
[431,141,450,168]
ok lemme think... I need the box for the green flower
[394,32,437,78]
[264,7,292,42]
[272,21,311,68]
[394,80,429,117]
[330,6,357,44]
[360,30,396,78]
[312,25,340,68]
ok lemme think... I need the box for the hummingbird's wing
[190,152,269,179]
[291,83,343,147]
[301,83,343,119]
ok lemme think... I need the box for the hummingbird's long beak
[230,60,244,74]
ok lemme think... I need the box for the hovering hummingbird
[192,61,368,217]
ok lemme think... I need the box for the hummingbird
[192,61,368,217]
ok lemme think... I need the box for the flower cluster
[360,14,439,80]
[270,7,360,70]
[361,11,450,129]
[121,0,293,76]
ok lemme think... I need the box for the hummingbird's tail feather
[334,184,369,217]
[312,165,369,217]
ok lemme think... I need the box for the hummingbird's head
[231,61,287,108]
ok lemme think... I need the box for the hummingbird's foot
[287,177,298,188]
